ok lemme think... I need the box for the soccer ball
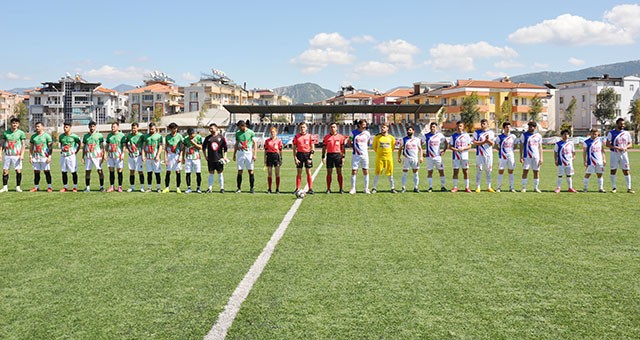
[296,190,306,199]
[219,158,230,164]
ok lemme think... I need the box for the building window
[142,95,153,102]
[514,113,519,121]
[521,98,527,105]
[156,94,162,101]
[34,97,41,105]
[582,95,585,102]
[489,112,495,121]
[441,98,447,105]
[451,99,458,106]
[490,97,495,104]
[189,102,199,112]
[132,95,139,103]
[514,98,519,106]
[190,92,198,101]
[559,97,564,104]
[630,84,635,92]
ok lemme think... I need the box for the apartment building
[0,90,24,129]
[183,74,256,113]
[126,79,182,122]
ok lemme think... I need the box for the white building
[253,89,293,106]
[556,74,640,132]
[93,87,128,123]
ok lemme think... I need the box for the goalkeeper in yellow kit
[372,122,396,193]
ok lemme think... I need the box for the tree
[460,92,480,132]
[629,98,640,144]
[437,106,446,127]
[152,105,163,124]
[497,100,512,129]
[197,105,207,129]
[528,95,543,123]
[13,102,28,132]
[593,87,619,135]
[561,96,577,135]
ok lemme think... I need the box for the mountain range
[273,82,336,104]
[508,60,640,86]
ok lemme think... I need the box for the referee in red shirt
[322,122,347,193]
[293,122,314,195]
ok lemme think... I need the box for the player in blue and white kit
[494,122,517,192]
[606,118,634,193]
[424,122,448,192]
[349,119,372,194]
[553,129,577,193]
[583,128,606,192]
[449,121,472,193]
[397,126,423,193]
[472,119,495,192]
[519,121,544,192]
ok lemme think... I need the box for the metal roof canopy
[224,104,443,115]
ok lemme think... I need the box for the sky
[1,1,640,93]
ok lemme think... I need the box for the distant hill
[509,60,640,86]
[6,87,36,95]
[273,82,336,104]
[113,84,135,93]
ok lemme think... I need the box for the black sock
[3,174,8,186]
[34,172,41,186]
[72,172,78,185]
[44,171,51,185]
[139,173,145,186]
[118,172,123,186]
[99,173,104,187]
[196,173,201,188]
[86,177,91,186]
[249,173,255,189]
[237,173,242,189]
[176,173,181,188]
[155,173,161,185]
[186,173,191,187]
[62,172,68,186]
[109,171,115,185]
[16,173,22,186]
[130,175,135,185]
[147,172,152,185]
[165,171,171,187]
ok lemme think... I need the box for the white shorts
[475,155,493,172]
[128,156,143,172]
[452,159,469,170]
[107,157,124,169]
[32,160,50,171]
[146,159,163,173]
[236,150,254,171]
[84,158,102,171]
[498,156,516,171]
[184,159,202,173]
[402,158,420,171]
[351,154,369,170]
[522,157,541,171]
[3,155,22,170]
[586,164,605,174]
[60,156,77,173]
[610,152,630,171]
[557,165,574,176]
[426,157,444,171]
[165,153,182,171]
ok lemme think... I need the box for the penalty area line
[205,163,324,340]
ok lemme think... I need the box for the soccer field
[1,151,639,338]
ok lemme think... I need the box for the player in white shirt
[397,126,423,193]
[449,121,472,193]
[553,129,577,193]
[494,122,517,192]
[472,119,495,192]
[519,121,544,192]
[583,128,606,192]
[606,118,634,193]
[423,122,448,192]
[349,119,372,194]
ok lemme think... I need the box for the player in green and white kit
[29,122,54,192]
[142,122,164,192]
[82,121,105,192]
[183,128,203,193]
[58,121,82,192]
[163,122,184,193]
[106,122,126,192]
[124,122,145,192]
[232,120,257,193]
[1,117,27,192]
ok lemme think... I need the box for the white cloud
[182,72,197,81]
[604,4,640,36]
[568,57,586,66]
[376,39,420,68]
[85,65,147,80]
[2,72,31,81]
[494,60,524,69]
[508,13,633,45]
[135,56,149,62]
[352,35,376,44]
[354,61,398,76]
[427,41,517,71]
[309,32,351,50]
[532,62,549,69]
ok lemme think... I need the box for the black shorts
[207,161,224,173]
[296,152,313,169]
[325,153,343,169]
[266,152,282,167]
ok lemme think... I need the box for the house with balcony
[253,89,293,106]
[0,90,25,129]
[183,71,256,113]
[93,87,128,124]
[126,79,183,122]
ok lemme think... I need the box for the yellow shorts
[375,159,394,176]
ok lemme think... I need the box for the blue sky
[1,1,639,92]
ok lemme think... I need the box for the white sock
[453,179,459,187]
[497,174,503,189]
[364,174,369,190]
[566,177,572,189]
[611,174,617,188]
[522,178,527,189]
[583,178,589,190]
[486,172,492,188]
[372,175,380,189]
[351,174,356,191]
[218,173,224,189]
[416,173,422,188]
[389,176,395,189]
[557,177,563,188]
[402,172,408,188]
[476,171,482,188]
[464,178,469,188]
[428,177,433,188]
[625,175,631,189]
[509,174,514,189]
[440,176,446,187]
[598,177,604,190]
[208,174,214,188]
[533,178,540,189]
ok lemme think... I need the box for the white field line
[205,163,324,340]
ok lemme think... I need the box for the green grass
[1,151,639,338]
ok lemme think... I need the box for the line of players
[1,117,634,194]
